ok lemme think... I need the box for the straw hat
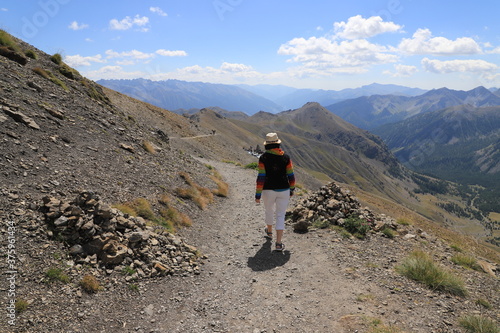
[264,132,281,145]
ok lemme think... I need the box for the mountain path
[82,159,385,333]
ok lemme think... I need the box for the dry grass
[33,67,68,91]
[114,198,174,232]
[459,315,499,333]
[80,274,101,293]
[142,140,156,154]
[177,172,214,210]
[210,170,229,197]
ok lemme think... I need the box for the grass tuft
[50,53,63,65]
[80,274,101,293]
[33,67,68,91]
[451,254,482,271]
[459,315,499,333]
[15,299,29,313]
[25,49,37,59]
[45,268,70,283]
[396,250,467,296]
[0,30,19,51]
[142,140,156,154]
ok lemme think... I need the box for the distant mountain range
[326,86,500,130]
[97,79,428,115]
[96,78,283,115]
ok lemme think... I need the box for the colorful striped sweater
[255,148,295,200]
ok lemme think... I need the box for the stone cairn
[41,192,201,278]
[289,182,397,234]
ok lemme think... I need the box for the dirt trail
[125,159,380,333]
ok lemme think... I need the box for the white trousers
[262,190,290,230]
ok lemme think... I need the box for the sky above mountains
[1,0,499,90]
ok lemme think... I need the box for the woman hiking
[255,133,295,251]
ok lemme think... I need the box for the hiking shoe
[264,228,272,239]
[275,242,285,251]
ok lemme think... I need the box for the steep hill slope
[234,102,406,200]
[373,105,500,216]
[327,86,500,129]
[97,78,283,115]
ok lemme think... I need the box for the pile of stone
[41,191,201,278]
[289,182,397,233]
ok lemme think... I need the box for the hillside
[327,86,500,129]
[373,105,500,223]
[97,78,283,115]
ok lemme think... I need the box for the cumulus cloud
[109,15,149,31]
[421,58,497,73]
[384,64,418,77]
[220,62,253,72]
[105,49,155,60]
[64,54,105,67]
[68,21,89,30]
[278,36,398,73]
[399,28,481,55]
[156,49,188,57]
[85,66,146,80]
[333,15,402,40]
[150,7,167,16]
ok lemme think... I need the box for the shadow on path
[247,238,291,271]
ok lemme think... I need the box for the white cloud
[399,28,481,55]
[421,58,497,73]
[156,49,188,57]
[109,15,149,31]
[68,21,89,30]
[150,7,167,17]
[278,36,398,74]
[1,8,8,11]
[105,49,155,60]
[333,15,402,40]
[487,46,500,54]
[85,38,93,42]
[220,62,253,72]
[64,54,105,67]
[85,66,146,80]
[384,64,418,77]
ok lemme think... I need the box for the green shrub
[476,298,492,309]
[244,162,259,170]
[15,299,29,313]
[396,251,467,296]
[121,266,136,276]
[59,64,80,80]
[50,53,63,65]
[451,254,482,271]
[396,218,411,226]
[33,67,68,91]
[381,227,395,238]
[0,30,19,51]
[45,268,70,283]
[344,216,371,239]
[459,315,499,333]
[25,49,37,59]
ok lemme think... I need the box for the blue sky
[1,0,499,90]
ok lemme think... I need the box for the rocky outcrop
[41,191,202,278]
[289,182,397,234]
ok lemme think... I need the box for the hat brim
[264,139,281,145]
